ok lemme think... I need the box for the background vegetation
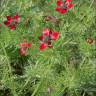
[0,0,96,96]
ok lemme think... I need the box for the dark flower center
[10,19,17,25]
[44,35,51,42]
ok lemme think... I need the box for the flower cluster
[4,14,19,30]
[56,0,73,14]
[38,28,59,51]
[2,0,93,56]
[19,40,31,56]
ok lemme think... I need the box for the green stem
[1,0,10,16]
[0,41,12,74]
[31,80,42,96]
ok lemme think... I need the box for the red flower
[40,43,47,51]
[51,32,59,40]
[20,42,27,48]
[4,16,12,26]
[9,24,16,30]
[6,16,12,22]
[56,8,67,14]
[38,28,59,51]
[4,14,20,30]
[65,0,73,9]
[19,48,26,56]
[27,43,31,48]
[47,41,53,48]
[19,41,31,56]
[43,28,50,36]
[56,0,63,7]
[20,42,31,48]
[13,14,20,23]
[56,0,73,14]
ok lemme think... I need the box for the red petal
[13,14,19,22]
[65,0,73,9]
[51,32,59,40]
[27,43,31,48]
[40,43,46,51]
[60,9,67,14]
[47,41,53,48]
[38,35,44,41]
[9,24,16,30]
[56,0,63,7]
[56,8,67,14]
[4,21,10,26]
[65,0,72,2]
[19,48,26,56]
[21,42,27,48]
[43,28,50,36]
[6,16,12,22]
[67,4,73,9]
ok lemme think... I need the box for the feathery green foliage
[0,0,96,96]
